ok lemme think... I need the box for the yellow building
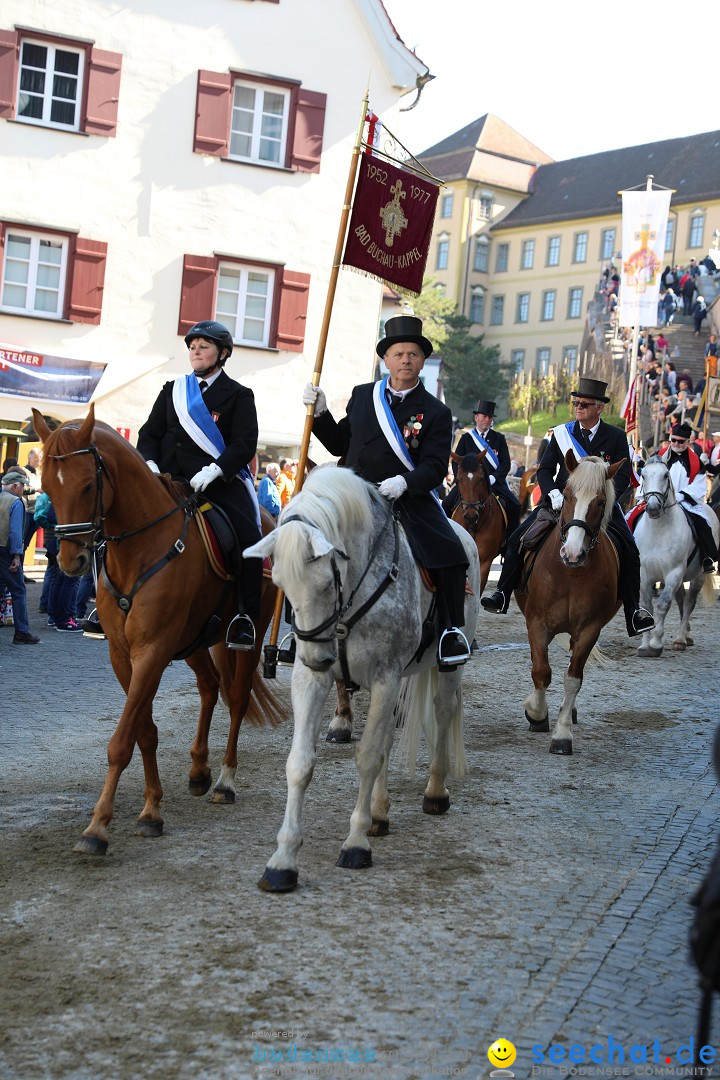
[419,120,720,378]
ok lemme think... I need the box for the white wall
[0,0,427,449]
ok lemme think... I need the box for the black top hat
[473,399,496,416]
[570,377,610,403]
[377,315,433,359]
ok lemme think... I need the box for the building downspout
[461,182,482,318]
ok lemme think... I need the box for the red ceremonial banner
[342,156,439,295]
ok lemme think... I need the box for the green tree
[410,275,456,350]
[439,315,508,424]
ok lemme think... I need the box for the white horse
[244,465,480,892]
[634,456,718,657]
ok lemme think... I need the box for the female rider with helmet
[137,320,261,650]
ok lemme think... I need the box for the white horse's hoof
[672,640,687,651]
[638,645,663,658]
[336,846,372,869]
[686,636,694,646]
[525,710,549,733]
[258,867,298,892]
[550,738,572,755]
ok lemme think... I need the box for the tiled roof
[417,114,553,185]
[494,129,720,229]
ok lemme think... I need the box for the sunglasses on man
[573,400,599,409]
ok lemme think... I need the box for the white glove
[146,460,161,475]
[190,462,224,492]
[488,474,496,486]
[377,475,407,500]
[549,489,564,511]
[700,452,710,465]
[303,382,327,416]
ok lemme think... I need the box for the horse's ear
[607,457,625,480]
[32,408,51,443]
[77,404,95,445]
[244,533,278,560]
[306,526,334,560]
[565,449,578,472]
[450,452,462,465]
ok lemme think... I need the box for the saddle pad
[195,503,273,581]
[626,501,645,533]
[519,508,556,552]
[418,565,474,596]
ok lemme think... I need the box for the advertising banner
[0,343,106,404]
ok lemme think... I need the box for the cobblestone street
[1,572,719,1080]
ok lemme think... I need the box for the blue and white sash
[468,428,500,471]
[172,375,260,530]
[553,421,588,461]
[372,377,441,505]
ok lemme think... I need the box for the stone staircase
[656,315,708,387]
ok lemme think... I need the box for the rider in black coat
[481,377,654,637]
[304,315,470,666]
[443,399,521,536]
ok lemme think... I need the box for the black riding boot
[226,557,262,651]
[480,522,527,612]
[690,513,719,573]
[609,518,655,637]
[433,566,470,666]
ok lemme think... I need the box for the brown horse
[33,406,284,855]
[516,451,623,755]
[450,449,506,594]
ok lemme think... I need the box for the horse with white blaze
[244,465,480,893]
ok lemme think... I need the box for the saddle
[194,500,272,581]
[519,506,556,552]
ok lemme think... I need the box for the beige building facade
[419,120,720,379]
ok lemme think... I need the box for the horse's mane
[565,456,614,530]
[460,452,490,481]
[275,465,380,578]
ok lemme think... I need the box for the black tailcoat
[313,381,467,571]
[537,419,632,503]
[137,372,260,549]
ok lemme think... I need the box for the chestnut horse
[33,407,284,855]
[516,452,623,755]
[450,449,506,594]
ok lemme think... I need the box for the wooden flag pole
[263,90,370,679]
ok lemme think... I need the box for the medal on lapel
[403,414,424,449]
[211,411,220,423]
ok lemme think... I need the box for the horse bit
[558,499,606,550]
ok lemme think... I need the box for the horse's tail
[216,653,287,727]
[700,573,718,608]
[554,632,610,669]
[395,668,467,781]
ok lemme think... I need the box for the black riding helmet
[184,320,234,365]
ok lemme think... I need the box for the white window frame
[562,346,578,373]
[573,232,588,263]
[1,229,69,319]
[474,235,489,273]
[541,289,556,321]
[547,236,560,267]
[665,218,675,254]
[601,228,615,261]
[469,288,485,324]
[495,243,509,272]
[17,38,84,131]
[215,261,276,347]
[477,195,493,222]
[490,295,504,326]
[511,349,525,374]
[436,235,449,271]
[229,80,291,167]
[521,239,535,270]
[516,292,530,323]
[689,214,705,249]
[440,193,453,219]
[568,287,583,319]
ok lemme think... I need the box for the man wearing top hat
[303,315,471,667]
[481,377,655,637]
[443,398,521,538]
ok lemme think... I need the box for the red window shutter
[0,30,19,119]
[194,70,231,156]
[289,88,326,174]
[274,269,310,352]
[178,255,218,336]
[67,237,108,324]
[84,47,122,137]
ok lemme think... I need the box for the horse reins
[47,442,198,612]
[283,507,400,692]
[558,498,606,551]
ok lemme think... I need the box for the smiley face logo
[488,1039,517,1069]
